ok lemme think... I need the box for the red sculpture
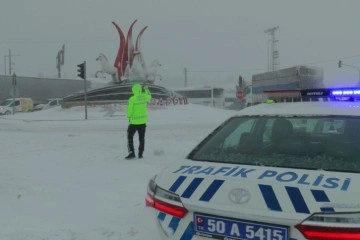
[112,19,148,83]
[96,20,161,84]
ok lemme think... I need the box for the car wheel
[5,111,11,115]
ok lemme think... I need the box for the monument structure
[95,19,161,83]
[63,20,170,105]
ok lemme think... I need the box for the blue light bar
[330,89,360,96]
[300,88,360,101]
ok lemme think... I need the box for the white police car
[146,88,360,240]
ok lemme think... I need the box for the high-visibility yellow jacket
[127,84,152,125]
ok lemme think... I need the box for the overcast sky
[1,0,360,89]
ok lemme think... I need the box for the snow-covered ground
[0,104,238,240]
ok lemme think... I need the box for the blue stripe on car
[311,189,335,212]
[180,221,194,240]
[199,180,225,202]
[311,189,330,202]
[286,186,310,214]
[168,216,181,233]
[170,176,187,192]
[157,212,166,221]
[320,207,335,212]
[181,178,204,198]
[258,184,282,212]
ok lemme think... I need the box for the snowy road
[0,105,236,240]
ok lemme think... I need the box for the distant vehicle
[145,87,360,240]
[222,89,239,109]
[245,65,324,106]
[172,86,225,108]
[0,98,34,115]
[226,100,246,110]
[223,96,238,108]
[34,98,63,111]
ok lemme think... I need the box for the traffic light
[338,60,342,68]
[77,62,86,79]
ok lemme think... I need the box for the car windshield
[188,116,360,173]
[0,100,13,106]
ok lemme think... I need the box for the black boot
[125,152,136,159]
[138,153,143,159]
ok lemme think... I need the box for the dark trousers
[127,124,146,155]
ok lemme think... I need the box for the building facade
[0,75,90,104]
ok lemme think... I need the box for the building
[0,75,90,104]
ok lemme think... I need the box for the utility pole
[9,49,11,75]
[12,73,17,115]
[4,55,7,75]
[184,67,188,87]
[264,26,280,71]
[7,49,20,75]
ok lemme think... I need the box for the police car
[145,88,360,240]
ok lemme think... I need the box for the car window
[262,118,274,142]
[1,100,12,106]
[189,116,360,173]
[314,119,345,134]
[222,119,256,148]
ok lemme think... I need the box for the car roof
[5,98,33,101]
[237,101,360,117]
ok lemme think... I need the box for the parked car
[0,98,34,115]
[33,98,63,111]
[145,87,360,240]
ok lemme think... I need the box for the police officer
[266,98,275,103]
[125,83,152,159]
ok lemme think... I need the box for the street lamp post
[338,60,360,85]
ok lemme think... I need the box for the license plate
[194,213,289,240]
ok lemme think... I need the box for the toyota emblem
[228,188,251,204]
